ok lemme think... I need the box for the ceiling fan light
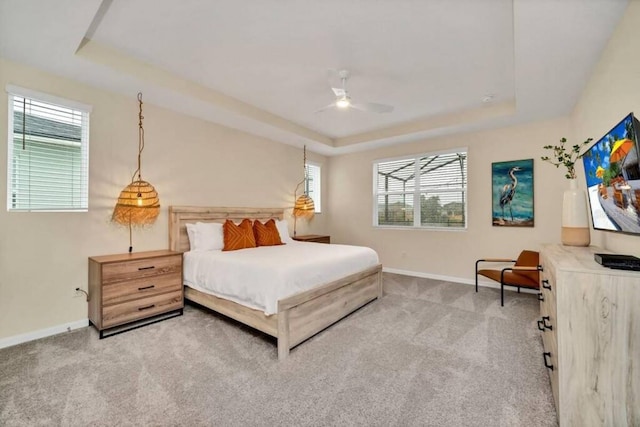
[336,97,350,109]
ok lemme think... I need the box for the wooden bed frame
[168,206,383,360]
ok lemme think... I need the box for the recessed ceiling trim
[75,37,334,147]
[334,99,516,147]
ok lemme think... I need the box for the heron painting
[492,159,534,227]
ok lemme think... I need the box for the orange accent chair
[475,250,541,306]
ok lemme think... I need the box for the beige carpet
[0,273,557,426]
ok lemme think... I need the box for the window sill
[373,225,467,232]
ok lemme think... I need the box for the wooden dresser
[292,234,330,244]
[538,244,639,426]
[88,250,183,338]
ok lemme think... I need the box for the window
[373,149,467,229]
[7,86,90,212]
[305,162,321,213]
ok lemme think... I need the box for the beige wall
[0,59,328,340]
[572,0,640,258]
[328,117,572,281]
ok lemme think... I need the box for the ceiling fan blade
[314,102,337,113]
[350,102,394,113]
[331,87,346,97]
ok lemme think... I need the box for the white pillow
[275,219,294,243]
[187,222,224,251]
[195,222,224,251]
[186,223,197,250]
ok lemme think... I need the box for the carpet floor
[0,274,557,426]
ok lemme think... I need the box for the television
[582,112,640,235]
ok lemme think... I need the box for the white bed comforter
[183,241,379,315]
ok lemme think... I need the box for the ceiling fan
[315,69,394,113]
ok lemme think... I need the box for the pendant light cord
[129,92,144,253]
[128,222,133,253]
[296,145,308,193]
[131,92,145,183]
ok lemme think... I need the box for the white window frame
[305,161,321,213]
[6,85,91,212]
[372,147,467,230]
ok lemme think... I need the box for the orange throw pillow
[222,219,257,251]
[253,219,284,247]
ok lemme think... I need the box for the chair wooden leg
[500,269,505,306]
[518,287,521,293]
[475,260,480,292]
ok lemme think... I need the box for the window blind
[305,163,321,213]
[7,88,90,212]
[374,149,467,229]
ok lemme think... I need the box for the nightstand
[292,234,331,244]
[88,249,183,338]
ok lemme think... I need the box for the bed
[168,206,383,360]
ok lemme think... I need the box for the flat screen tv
[582,112,640,235]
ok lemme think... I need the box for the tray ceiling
[0,0,627,155]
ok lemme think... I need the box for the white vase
[561,179,590,246]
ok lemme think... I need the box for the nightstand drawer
[102,272,182,306]
[102,255,182,284]
[102,290,183,328]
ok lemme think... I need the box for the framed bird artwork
[492,159,534,227]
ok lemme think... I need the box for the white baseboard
[382,267,539,295]
[0,318,89,350]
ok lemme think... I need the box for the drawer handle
[138,266,156,271]
[542,279,552,290]
[538,292,544,302]
[138,285,155,291]
[537,316,553,331]
[543,352,554,371]
[138,304,156,311]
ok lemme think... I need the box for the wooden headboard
[168,206,285,252]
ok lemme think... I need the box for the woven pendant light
[112,93,160,252]
[294,194,315,219]
[293,145,315,236]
